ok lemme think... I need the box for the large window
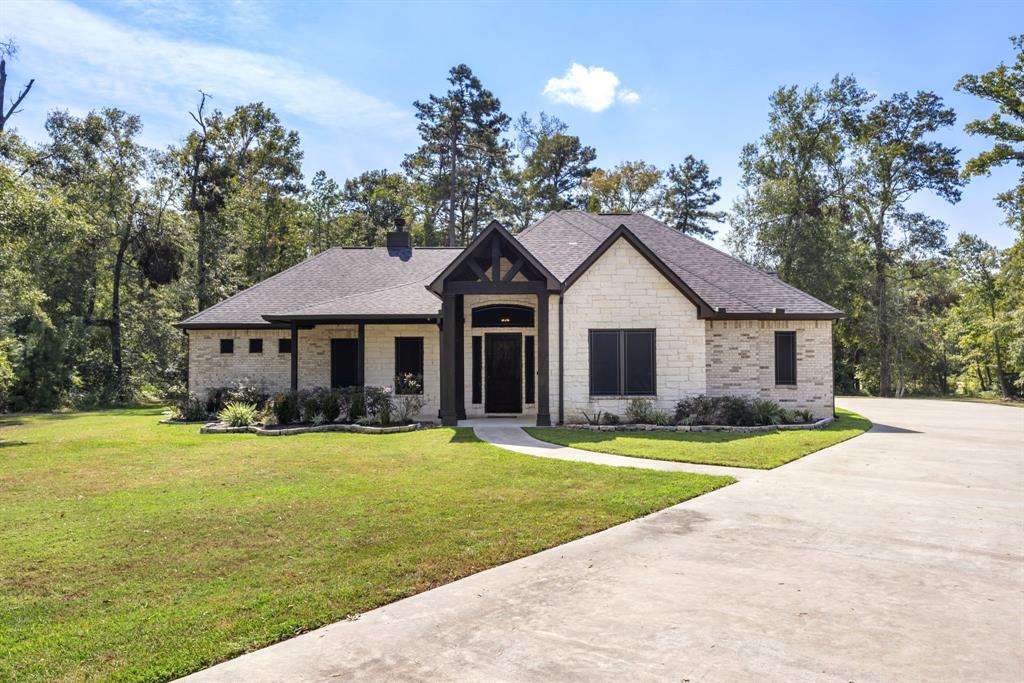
[775,331,797,385]
[219,339,233,354]
[249,338,263,354]
[588,329,656,396]
[394,337,424,394]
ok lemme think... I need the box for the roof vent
[714,306,727,314]
[387,217,411,250]
[772,307,785,315]
[766,270,779,278]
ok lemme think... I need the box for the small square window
[278,338,292,354]
[249,338,263,354]
[219,339,234,354]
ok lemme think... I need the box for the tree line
[0,36,1021,411]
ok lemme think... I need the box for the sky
[3,0,1021,249]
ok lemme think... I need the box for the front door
[330,339,358,388]
[485,333,521,413]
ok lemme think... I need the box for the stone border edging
[199,422,422,436]
[562,416,833,433]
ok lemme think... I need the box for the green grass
[0,408,732,682]
[526,408,871,470]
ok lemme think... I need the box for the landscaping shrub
[625,398,656,424]
[172,393,207,421]
[602,412,621,425]
[648,409,674,426]
[675,395,765,426]
[343,387,365,422]
[299,390,322,424]
[794,408,815,424]
[580,410,605,426]
[321,389,342,423]
[393,376,425,423]
[752,398,785,426]
[204,382,267,414]
[271,392,300,425]
[362,386,394,425]
[219,401,258,427]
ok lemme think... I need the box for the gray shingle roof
[180,212,841,328]
[179,247,459,327]
[517,211,841,317]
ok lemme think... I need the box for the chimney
[386,217,411,250]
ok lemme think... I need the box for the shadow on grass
[446,427,481,443]
[0,440,28,448]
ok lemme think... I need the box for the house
[179,211,842,425]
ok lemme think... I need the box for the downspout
[558,291,564,425]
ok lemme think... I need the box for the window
[471,336,482,404]
[472,304,534,327]
[394,337,424,394]
[219,339,233,354]
[775,331,797,385]
[249,338,263,354]
[588,329,656,396]
[524,335,535,404]
[278,338,292,354]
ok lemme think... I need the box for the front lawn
[526,408,870,469]
[0,409,732,682]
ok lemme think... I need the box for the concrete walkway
[181,398,1024,683]
[474,424,759,478]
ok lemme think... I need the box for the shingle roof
[179,247,459,327]
[179,212,841,328]
[517,211,841,317]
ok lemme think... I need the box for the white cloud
[542,64,639,112]
[4,0,410,134]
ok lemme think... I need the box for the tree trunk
[975,362,988,391]
[990,299,1012,398]
[111,226,131,401]
[874,241,892,397]
[447,137,458,247]
[196,210,209,312]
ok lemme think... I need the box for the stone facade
[704,319,834,418]
[559,237,707,420]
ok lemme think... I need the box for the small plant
[625,398,655,424]
[648,409,673,426]
[344,387,366,422]
[395,393,426,423]
[794,408,815,424]
[363,386,394,425]
[580,410,604,426]
[172,393,207,421]
[271,392,300,425]
[752,398,785,426]
[394,372,423,396]
[321,390,342,423]
[601,412,620,425]
[219,401,258,427]
[299,391,322,424]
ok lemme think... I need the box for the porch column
[536,290,551,426]
[290,322,299,391]
[357,322,365,386]
[455,294,466,420]
[440,292,459,426]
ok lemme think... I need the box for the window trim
[393,336,425,394]
[249,338,263,354]
[471,336,482,404]
[524,335,535,404]
[588,328,657,397]
[219,338,234,354]
[775,330,797,386]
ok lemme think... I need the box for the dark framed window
[219,339,233,354]
[394,337,424,394]
[471,336,482,404]
[249,338,263,354]
[472,304,534,328]
[278,338,292,354]
[775,331,797,385]
[588,329,656,396]
[524,335,535,404]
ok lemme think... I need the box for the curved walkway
[182,398,1024,682]
[473,425,759,478]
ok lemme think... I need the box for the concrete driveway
[182,398,1024,682]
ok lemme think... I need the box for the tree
[847,91,963,396]
[517,112,596,218]
[584,161,662,213]
[340,169,413,246]
[657,155,724,238]
[404,64,510,246]
[0,40,34,132]
[306,170,344,254]
[950,233,1014,397]
[956,35,1024,231]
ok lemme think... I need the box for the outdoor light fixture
[500,316,511,324]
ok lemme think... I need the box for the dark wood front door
[485,333,521,413]
[330,339,358,388]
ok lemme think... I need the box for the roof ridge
[179,247,343,324]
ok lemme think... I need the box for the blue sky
[4,0,1021,248]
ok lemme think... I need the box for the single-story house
[179,211,842,425]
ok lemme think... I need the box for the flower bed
[563,416,833,433]
[199,421,424,436]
